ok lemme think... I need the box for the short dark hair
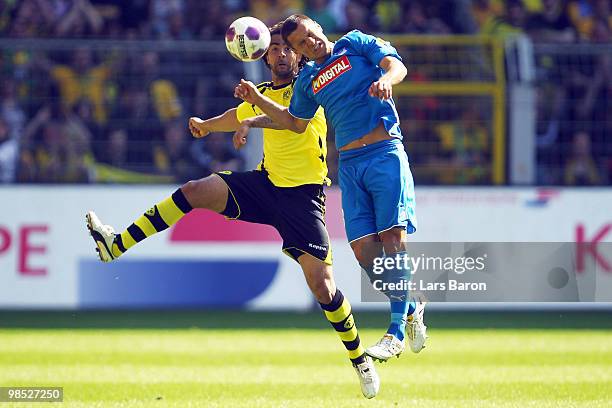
[281,14,313,48]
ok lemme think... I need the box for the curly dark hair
[263,21,307,71]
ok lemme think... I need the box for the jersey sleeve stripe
[288,108,314,121]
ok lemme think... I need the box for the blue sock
[387,300,415,340]
[361,252,417,341]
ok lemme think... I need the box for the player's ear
[293,52,304,68]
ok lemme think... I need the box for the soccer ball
[225,17,271,62]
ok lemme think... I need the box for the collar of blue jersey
[313,42,341,68]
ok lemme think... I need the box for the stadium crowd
[0,0,610,184]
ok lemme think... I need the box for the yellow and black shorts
[216,170,331,265]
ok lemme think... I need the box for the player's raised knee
[180,176,228,212]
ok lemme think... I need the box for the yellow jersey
[236,81,329,187]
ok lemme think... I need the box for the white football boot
[366,333,405,362]
[352,355,380,399]
[406,298,428,353]
[85,211,117,262]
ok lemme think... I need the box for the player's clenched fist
[234,79,261,104]
[232,123,250,150]
[188,117,210,138]
[368,78,393,100]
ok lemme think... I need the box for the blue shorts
[338,138,417,243]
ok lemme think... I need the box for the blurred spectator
[568,0,612,41]
[505,0,529,31]
[573,38,611,122]
[169,11,193,40]
[106,83,161,172]
[437,0,479,34]
[0,0,608,42]
[526,0,576,42]
[62,106,95,181]
[36,48,116,125]
[473,0,526,37]
[471,0,505,31]
[433,105,490,184]
[98,128,129,168]
[193,59,243,118]
[191,0,229,40]
[0,1,18,35]
[568,0,596,40]
[0,116,18,182]
[250,0,300,27]
[328,0,349,29]
[154,120,206,182]
[151,0,184,38]
[73,98,104,146]
[8,0,56,38]
[343,0,378,32]
[93,125,175,184]
[55,0,104,38]
[17,106,52,182]
[194,133,244,175]
[564,19,611,129]
[534,81,566,184]
[374,0,400,32]
[392,1,450,34]
[17,105,91,183]
[108,0,150,38]
[564,131,601,185]
[140,51,183,123]
[305,0,337,32]
[1,79,26,141]
[591,14,612,43]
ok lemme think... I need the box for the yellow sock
[320,289,366,364]
[112,188,193,257]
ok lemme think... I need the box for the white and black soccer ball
[225,17,271,62]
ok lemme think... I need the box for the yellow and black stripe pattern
[320,289,366,364]
[111,189,193,258]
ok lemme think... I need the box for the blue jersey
[288,30,403,149]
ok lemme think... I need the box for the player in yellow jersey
[85,22,380,399]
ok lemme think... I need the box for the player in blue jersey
[234,14,427,366]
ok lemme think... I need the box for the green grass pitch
[0,312,610,407]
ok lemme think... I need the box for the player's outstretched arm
[242,114,287,130]
[232,114,288,150]
[368,56,408,100]
[234,79,309,134]
[188,108,241,138]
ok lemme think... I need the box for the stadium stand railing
[530,42,612,186]
[0,39,247,184]
[4,36,609,186]
[384,35,506,185]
